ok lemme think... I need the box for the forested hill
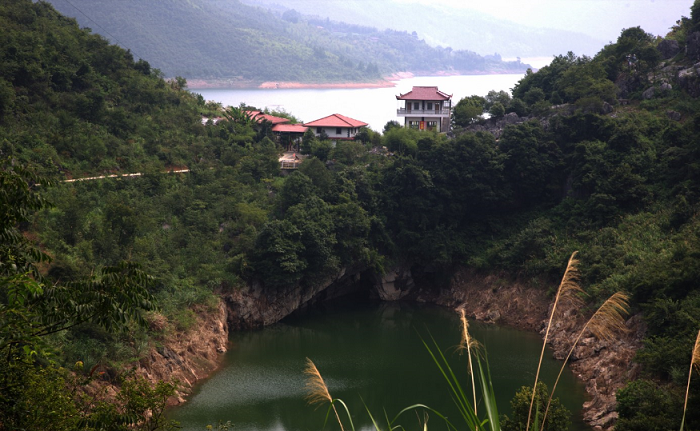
[43,0,528,83]
[249,0,606,58]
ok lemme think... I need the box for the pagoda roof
[396,86,452,101]
[304,113,368,128]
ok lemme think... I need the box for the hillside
[2,0,700,430]
[250,0,606,58]
[44,0,528,84]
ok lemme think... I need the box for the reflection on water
[170,300,589,431]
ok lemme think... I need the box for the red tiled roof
[304,113,368,128]
[396,86,452,101]
[272,124,308,133]
[244,110,291,125]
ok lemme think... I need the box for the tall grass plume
[681,329,700,431]
[459,309,481,418]
[527,251,583,431]
[304,357,346,431]
[540,291,630,431]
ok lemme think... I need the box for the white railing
[397,108,450,116]
[280,160,301,170]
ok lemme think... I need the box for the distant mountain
[44,0,529,84]
[248,0,607,58]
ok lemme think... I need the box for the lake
[170,299,589,431]
[190,74,527,132]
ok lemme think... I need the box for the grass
[681,329,700,431]
[527,251,583,431]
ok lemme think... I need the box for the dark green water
[170,300,589,431]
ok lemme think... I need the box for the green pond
[170,299,589,431]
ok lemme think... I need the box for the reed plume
[527,251,584,431]
[459,309,480,418]
[540,292,630,431]
[304,357,345,431]
[681,329,700,431]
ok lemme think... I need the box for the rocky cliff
[406,268,644,431]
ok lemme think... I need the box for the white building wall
[312,126,358,140]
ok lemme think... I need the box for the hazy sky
[398,0,692,42]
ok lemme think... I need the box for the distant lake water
[190,74,527,132]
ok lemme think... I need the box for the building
[396,86,452,133]
[245,110,308,151]
[304,113,368,144]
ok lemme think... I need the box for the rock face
[138,302,229,403]
[224,266,418,329]
[375,266,415,300]
[466,112,529,139]
[224,267,372,329]
[408,268,644,431]
[658,39,680,59]
[686,32,700,61]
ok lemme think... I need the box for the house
[304,113,368,144]
[245,110,308,151]
[396,86,452,133]
[271,123,308,151]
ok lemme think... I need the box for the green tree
[383,120,401,134]
[489,102,506,118]
[501,382,571,431]
[484,90,511,111]
[301,129,318,154]
[453,95,486,127]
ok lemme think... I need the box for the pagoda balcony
[397,108,451,117]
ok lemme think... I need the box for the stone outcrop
[406,268,644,431]
[83,301,230,405]
[138,302,229,403]
[686,32,700,61]
[658,39,680,60]
[465,112,529,139]
[375,266,415,300]
[224,267,371,329]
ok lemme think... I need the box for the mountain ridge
[45,0,529,84]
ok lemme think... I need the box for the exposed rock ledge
[89,302,230,405]
[408,268,645,431]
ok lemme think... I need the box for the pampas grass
[304,357,346,431]
[459,309,480,418]
[681,329,700,431]
[540,292,630,431]
[527,251,584,431]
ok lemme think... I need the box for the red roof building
[396,86,452,133]
[304,114,368,142]
[245,110,291,125]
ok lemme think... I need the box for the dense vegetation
[44,0,528,83]
[2,0,700,429]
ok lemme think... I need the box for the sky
[397,0,692,42]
